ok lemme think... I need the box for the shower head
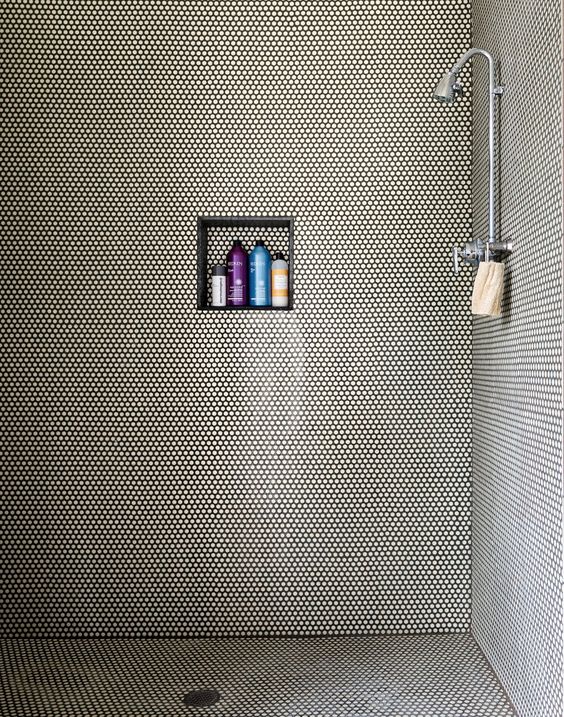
[433,70,463,103]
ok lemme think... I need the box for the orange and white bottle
[271,252,289,307]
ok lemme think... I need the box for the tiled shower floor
[1,634,515,716]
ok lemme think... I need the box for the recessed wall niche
[197,216,294,310]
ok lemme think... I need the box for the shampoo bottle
[226,240,248,306]
[271,251,289,307]
[249,239,271,307]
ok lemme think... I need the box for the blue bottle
[249,240,271,306]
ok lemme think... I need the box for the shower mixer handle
[452,245,461,274]
[452,241,480,275]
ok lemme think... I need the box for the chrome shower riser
[434,48,512,276]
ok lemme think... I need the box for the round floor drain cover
[183,689,221,707]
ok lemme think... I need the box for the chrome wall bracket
[452,239,513,274]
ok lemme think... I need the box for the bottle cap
[274,251,285,260]
[233,239,242,246]
[212,265,227,276]
[255,239,265,246]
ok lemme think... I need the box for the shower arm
[450,48,504,261]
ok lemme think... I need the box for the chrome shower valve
[452,239,513,274]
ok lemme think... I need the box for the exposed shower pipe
[434,48,512,270]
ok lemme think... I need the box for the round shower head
[433,71,464,103]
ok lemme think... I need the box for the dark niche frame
[197,215,294,310]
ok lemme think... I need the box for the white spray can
[212,265,227,306]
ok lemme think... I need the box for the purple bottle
[226,239,248,306]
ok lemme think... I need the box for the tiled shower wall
[472,0,564,714]
[4,2,473,637]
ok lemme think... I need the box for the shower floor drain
[183,689,221,707]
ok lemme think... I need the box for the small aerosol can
[211,265,227,306]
